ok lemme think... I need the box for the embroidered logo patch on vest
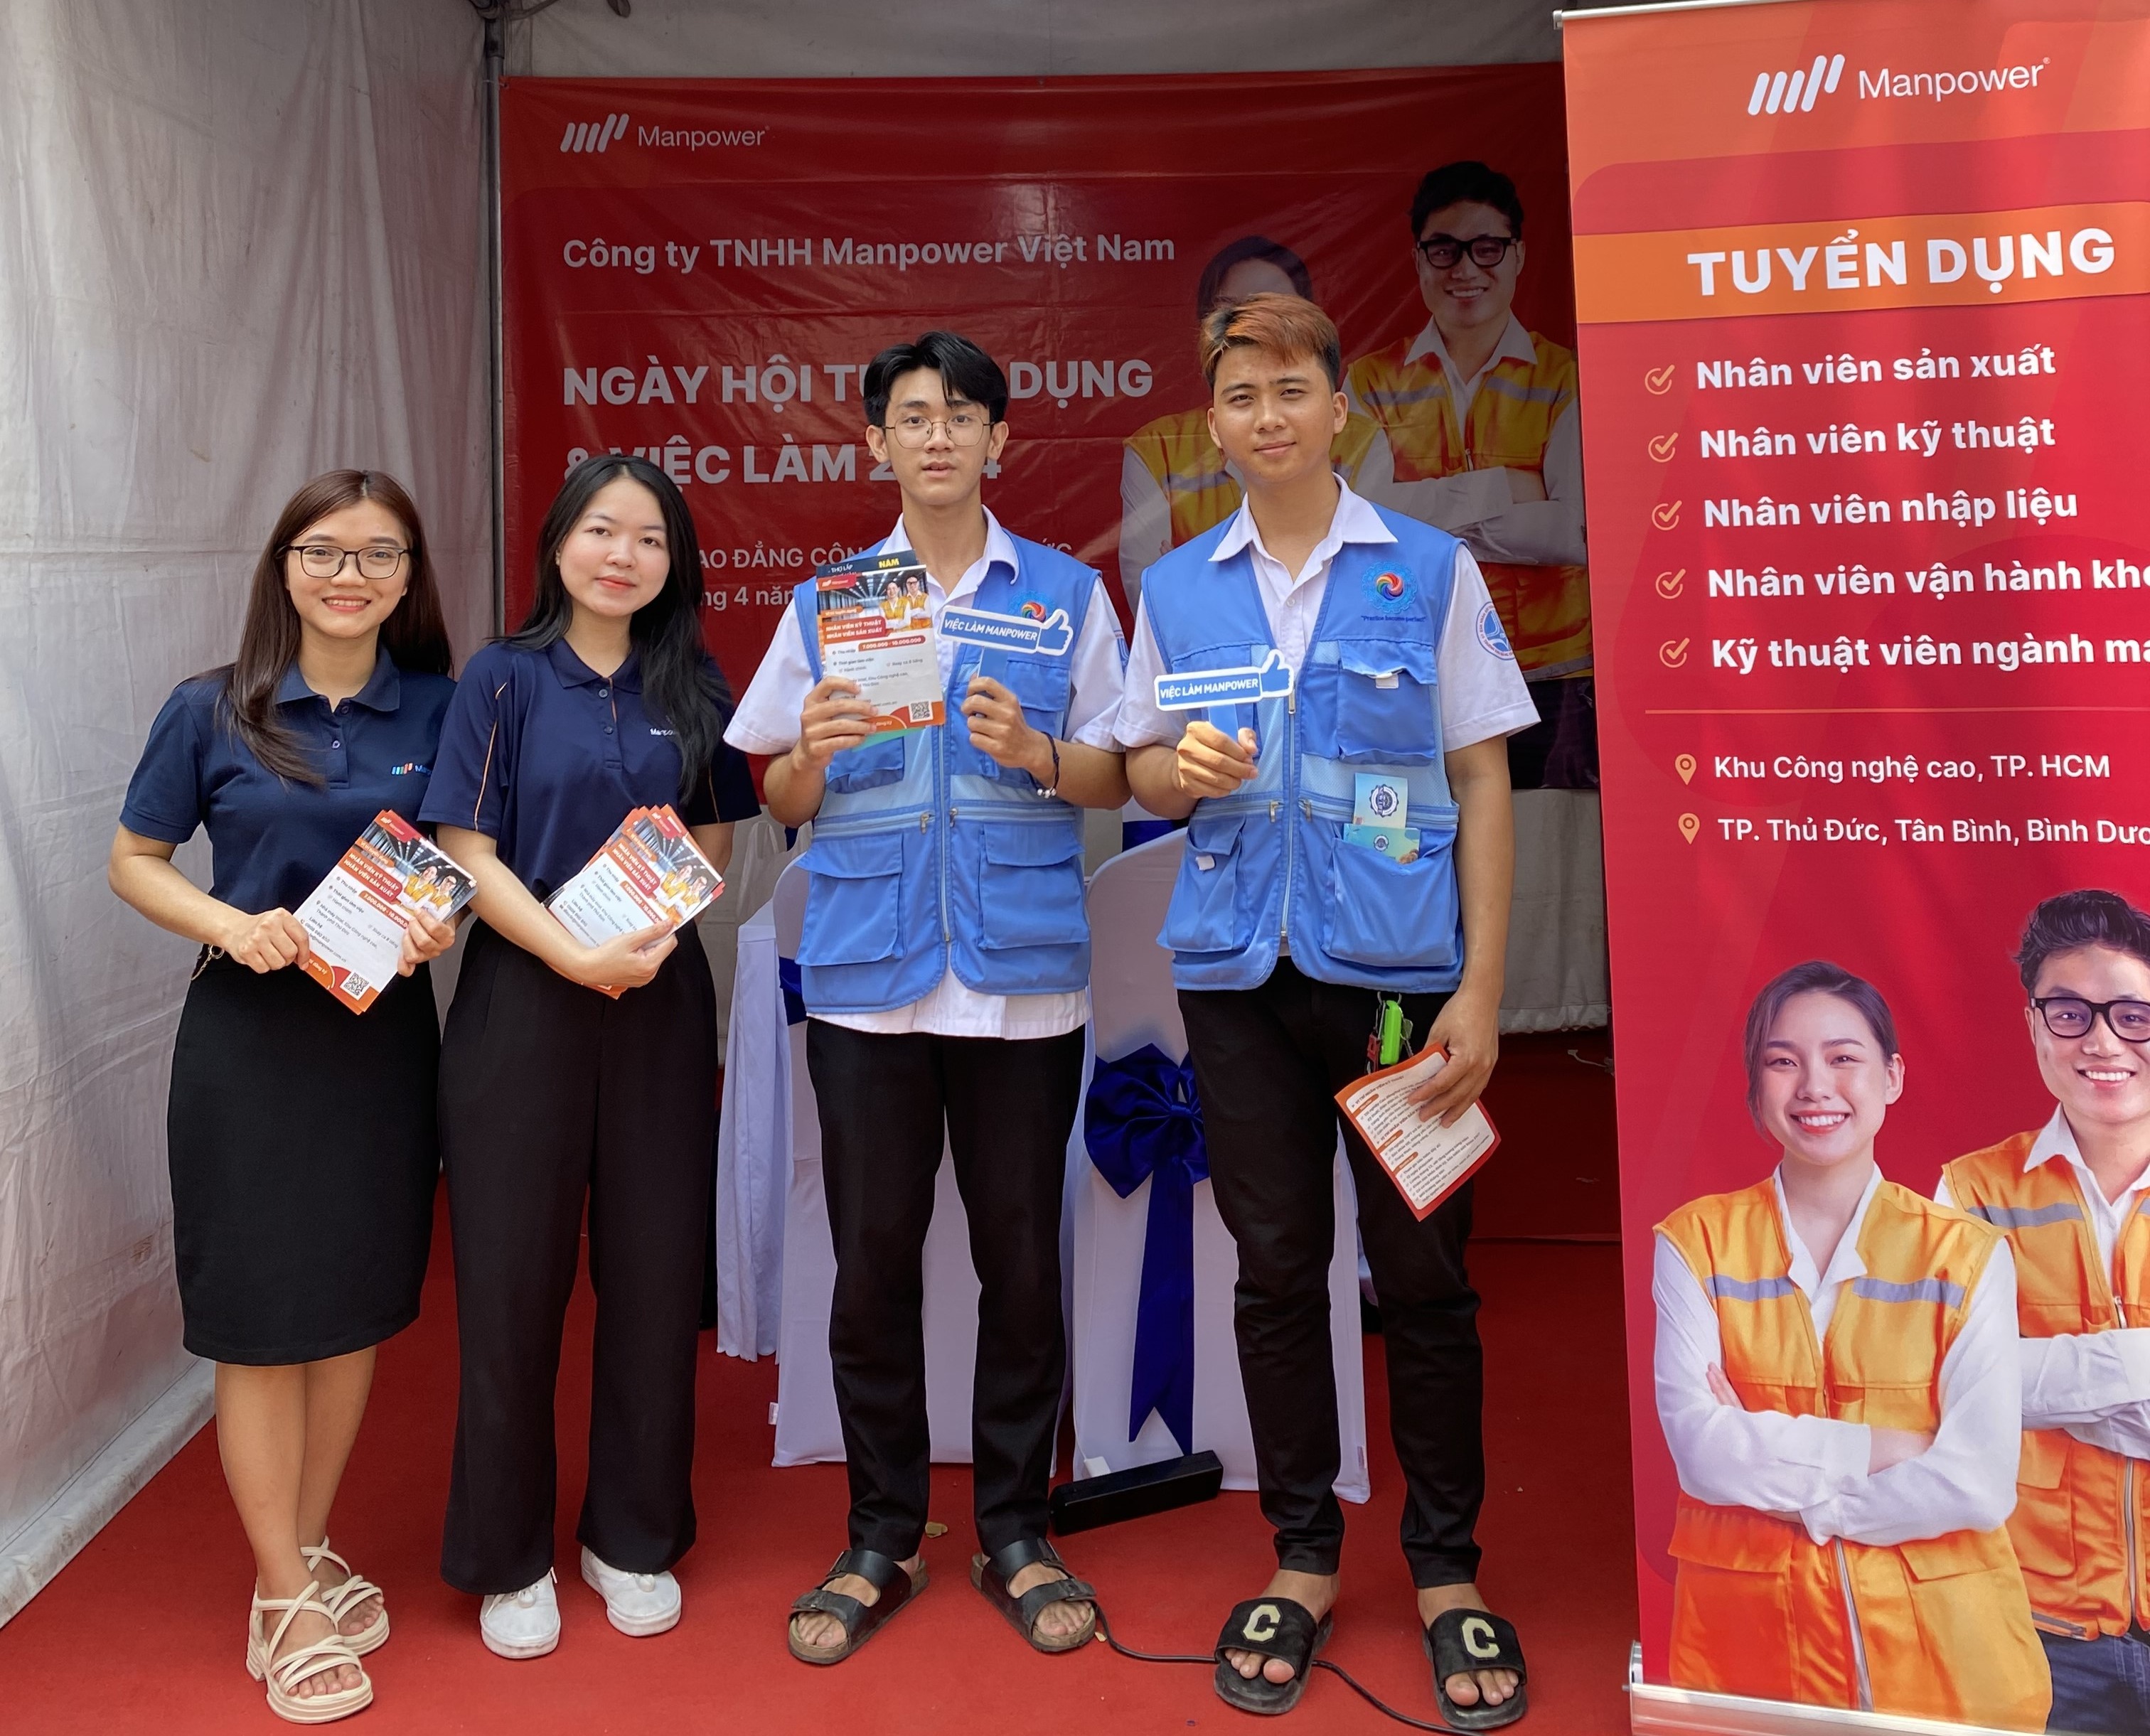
[1364,565,1414,611]
[1017,598,1048,621]
[1476,601,1515,660]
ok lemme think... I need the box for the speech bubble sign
[938,604,1074,657]
[1154,648,1295,711]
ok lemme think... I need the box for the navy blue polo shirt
[419,638,759,899]
[119,649,456,914]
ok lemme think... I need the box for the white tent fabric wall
[508,0,1565,75]
[0,0,489,1627]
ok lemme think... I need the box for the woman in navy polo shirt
[421,454,758,1660]
[109,469,457,1724]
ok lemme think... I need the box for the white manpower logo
[1748,53,1846,114]
[561,114,629,154]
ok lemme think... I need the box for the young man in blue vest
[726,332,1130,1665]
[1118,294,1536,1725]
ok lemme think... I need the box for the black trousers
[805,1018,1086,1561]
[437,920,717,1595]
[1180,958,1484,1587]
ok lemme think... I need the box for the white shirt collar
[1209,476,1395,572]
[876,508,1015,607]
[1402,313,1539,379]
[2027,1103,2150,1201]
[1772,1164,1883,1296]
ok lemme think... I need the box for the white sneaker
[480,1570,560,1659]
[579,1545,682,1636]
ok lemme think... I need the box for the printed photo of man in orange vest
[1654,960,2049,1730]
[1117,237,1378,613]
[1938,890,2150,1735]
[1345,161,1594,789]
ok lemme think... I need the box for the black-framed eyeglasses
[282,543,411,580]
[2032,996,2150,1042]
[882,411,992,449]
[1416,233,1519,270]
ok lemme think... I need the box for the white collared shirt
[1937,1107,2150,1457]
[1112,478,1536,753]
[1653,1164,2022,1548]
[724,508,1126,1040]
[1348,314,1588,582]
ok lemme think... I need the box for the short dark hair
[863,331,1008,428]
[1195,237,1313,319]
[2014,889,2150,995]
[1742,960,1900,1116]
[1410,161,1525,243]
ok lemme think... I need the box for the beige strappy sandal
[302,1538,389,1656]
[245,1581,373,1724]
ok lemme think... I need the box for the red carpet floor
[0,1037,1633,1735]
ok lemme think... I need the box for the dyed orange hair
[1199,291,1342,391]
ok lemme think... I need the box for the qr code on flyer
[904,700,936,722]
[343,973,370,1000]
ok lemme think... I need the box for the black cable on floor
[1092,1605,1485,1732]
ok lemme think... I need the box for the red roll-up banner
[1566,1,2150,1727]
[498,69,1578,695]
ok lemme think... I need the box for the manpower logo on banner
[1748,53,1845,114]
[561,114,629,154]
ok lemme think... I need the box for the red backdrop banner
[1566,0,2150,1717]
[498,68,1574,693]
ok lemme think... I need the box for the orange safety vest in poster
[1123,409,1381,552]
[1943,1131,2150,1643]
[1346,335,1591,679]
[1657,1179,2048,1730]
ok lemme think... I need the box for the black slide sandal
[1212,1597,1333,1715]
[786,1548,927,1666]
[1424,1608,1529,1730]
[968,1537,1098,1653]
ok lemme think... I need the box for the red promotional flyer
[1565,0,2150,1726]
[498,68,1578,695]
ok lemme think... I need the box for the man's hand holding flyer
[296,811,476,1013]
[1335,1046,1501,1220]
[545,805,724,996]
[813,549,944,734]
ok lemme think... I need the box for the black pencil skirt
[165,951,440,1365]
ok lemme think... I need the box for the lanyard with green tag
[1367,992,1414,1072]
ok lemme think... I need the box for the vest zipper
[1831,1541,1873,1712]
[1278,684,1298,943]
[934,726,951,946]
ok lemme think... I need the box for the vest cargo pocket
[797,827,906,965]
[825,732,906,795]
[1321,814,1460,970]
[1329,640,1441,765]
[1160,811,1251,955]
[976,823,1087,950]
[973,657,1069,786]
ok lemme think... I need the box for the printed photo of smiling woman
[1653,960,2048,1730]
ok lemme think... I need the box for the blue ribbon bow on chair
[1084,1044,1208,1456]
[776,955,806,1025]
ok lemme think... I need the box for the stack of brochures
[296,811,477,1013]
[545,804,725,997]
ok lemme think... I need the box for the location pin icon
[1679,813,1701,844]
[1675,753,1696,784]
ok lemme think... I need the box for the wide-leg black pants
[805,1019,1086,1561]
[437,920,717,1595]
[1180,959,1485,1588]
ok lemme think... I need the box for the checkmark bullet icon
[1659,638,1691,668]
[1652,500,1683,530]
[1654,569,1686,599]
[1649,433,1679,462]
[1644,364,1676,395]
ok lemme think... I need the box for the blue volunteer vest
[1143,508,1466,992]
[793,535,1098,1014]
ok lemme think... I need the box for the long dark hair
[218,469,451,783]
[509,454,729,801]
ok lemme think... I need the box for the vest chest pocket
[972,655,1069,786]
[798,828,906,966]
[1316,640,1442,766]
[976,823,1087,950]
[1320,810,1459,970]
[1161,811,1253,955]
[825,732,906,795]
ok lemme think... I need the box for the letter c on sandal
[1462,1616,1499,1659]
[1244,1604,1281,1642]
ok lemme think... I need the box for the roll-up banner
[1564,1,2150,1728]
[496,70,1579,697]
